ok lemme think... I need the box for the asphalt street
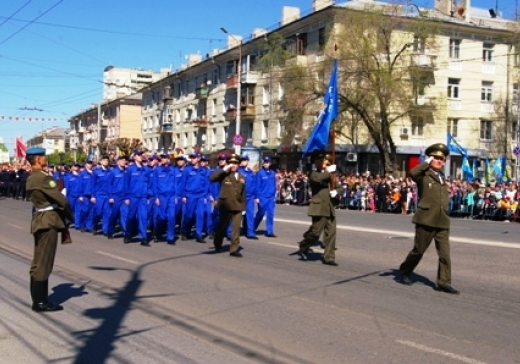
[0,197,519,364]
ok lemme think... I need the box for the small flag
[15,137,27,159]
[485,157,492,184]
[462,155,473,181]
[447,132,467,156]
[492,156,503,181]
[472,158,479,182]
[302,59,338,157]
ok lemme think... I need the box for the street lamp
[220,27,242,154]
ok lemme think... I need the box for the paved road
[0,197,519,364]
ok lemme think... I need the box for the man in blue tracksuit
[124,150,150,246]
[254,155,277,237]
[239,155,258,239]
[180,153,208,243]
[172,155,187,234]
[107,156,127,239]
[65,162,82,229]
[79,160,95,232]
[146,155,159,234]
[199,155,212,236]
[208,154,228,238]
[91,155,111,236]
[152,154,176,244]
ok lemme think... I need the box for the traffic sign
[514,146,520,157]
[233,134,244,145]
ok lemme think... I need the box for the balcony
[195,86,209,99]
[195,115,209,127]
[78,127,86,133]
[240,71,259,84]
[226,74,239,89]
[241,105,256,119]
[412,96,436,113]
[410,53,437,69]
[225,108,237,121]
[161,123,174,133]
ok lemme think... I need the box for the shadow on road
[48,282,89,306]
[379,269,436,289]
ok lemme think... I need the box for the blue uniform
[152,164,176,241]
[107,165,127,235]
[79,169,95,231]
[172,165,186,230]
[146,165,156,231]
[180,165,208,239]
[125,163,150,241]
[65,172,82,228]
[239,166,258,237]
[92,166,111,235]
[254,167,276,235]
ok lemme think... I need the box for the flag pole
[329,45,338,190]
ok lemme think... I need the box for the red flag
[15,138,27,159]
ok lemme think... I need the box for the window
[480,120,493,140]
[278,83,284,100]
[447,78,460,99]
[223,126,229,143]
[262,86,270,105]
[513,121,518,138]
[212,99,217,117]
[213,69,219,85]
[210,128,216,145]
[262,120,269,140]
[481,81,493,102]
[413,34,426,53]
[413,76,428,98]
[447,118,458,138]
[514,45,520,66]
[318,27,326,50]
[226,61,236,76]
[513,83,518,104]
[449,38,460,59]
[285,33,307,56]
[411,116,424,136]
[483,43,494,62]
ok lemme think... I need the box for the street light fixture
[221,27,242,154]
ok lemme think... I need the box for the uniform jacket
[125,163,149,198]
[307,170,335,217]
[410,161,450,229]
[108,166,126,198]
[65,172,82,197]
[256,167,276,198]
[92,167,111,197]
[238,166,257,198]
[27,169,74,233]
[181,165,208,198]
[80,169,94,197]
[209,169,246,212]
[153,164,175,196]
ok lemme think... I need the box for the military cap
[200,155,209,162]
[241,155,250,161]
[48,164,55,168]
[26,147,46,156]
[150,155,159,161]
[133,149,144,156]
[218,153,228,161]
[262,156,272,163]
[85,159,93,164]
[72,161,81,167]
[174,154,187,161]
[228,154,240,163]
[160,153,170,159]
[100,155,109,160]
[425,143,449,158]
[190,152,201,158]
[116,155,128,161]
[311,152,333,163]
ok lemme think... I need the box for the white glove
[330,190,338,198]
[242,211,246,216]
[425,156,434,164]
[223,164,232,172]
[327,164,336,173]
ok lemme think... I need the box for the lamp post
[220,27,242,155]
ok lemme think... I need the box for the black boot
[31,279,63,312]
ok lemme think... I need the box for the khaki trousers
[214,210,242,254]
[30,228,58,281]
[299,215,336,262]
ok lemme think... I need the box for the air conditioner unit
[400,127,409,136]
[346,152,358,162]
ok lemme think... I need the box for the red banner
[15,138,27,159]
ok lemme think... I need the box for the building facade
[26,127,68,155]
[103,66,169,101]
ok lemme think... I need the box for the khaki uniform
[27,169,73,281]
[209,169,246,254]
[399,161,452,287]
[299,169,336,263]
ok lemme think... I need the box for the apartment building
[140,0,518,175]
[69,93,142,159]
[26,127,68,155]
[103,66,169,101]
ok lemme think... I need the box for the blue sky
[0,0,515,153]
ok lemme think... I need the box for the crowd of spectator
[274,169,520,223]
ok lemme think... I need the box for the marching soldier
[254,156,277,237]
[238,155,258,239]
[26,147,73,312]
[398,143,459,294]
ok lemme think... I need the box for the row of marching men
[60,150,277,247]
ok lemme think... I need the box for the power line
[0,0,64,46]
[0,0,32,30]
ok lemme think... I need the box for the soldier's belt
[35,204,58,212]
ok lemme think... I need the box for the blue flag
[303,59,338,156]
[492,156,503,181]
[447,132,467,156]
[485,157,491,184]
[472,158,479,182]
[501,155,511,182]
[462,155,473,181]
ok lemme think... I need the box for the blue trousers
[126,197,148,239]
[107,197,126,235]
[254,197,275,235]
[181,195,206,239]
[242,196,256,237]
[153,196,176,241]
[68,195,81,228]
[79,197,94,230]
[92,195,110,235]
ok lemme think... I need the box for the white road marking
[96,251,139,264]
[396,340,486,364]
[274,218,520,249]
[7,223,22,229]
